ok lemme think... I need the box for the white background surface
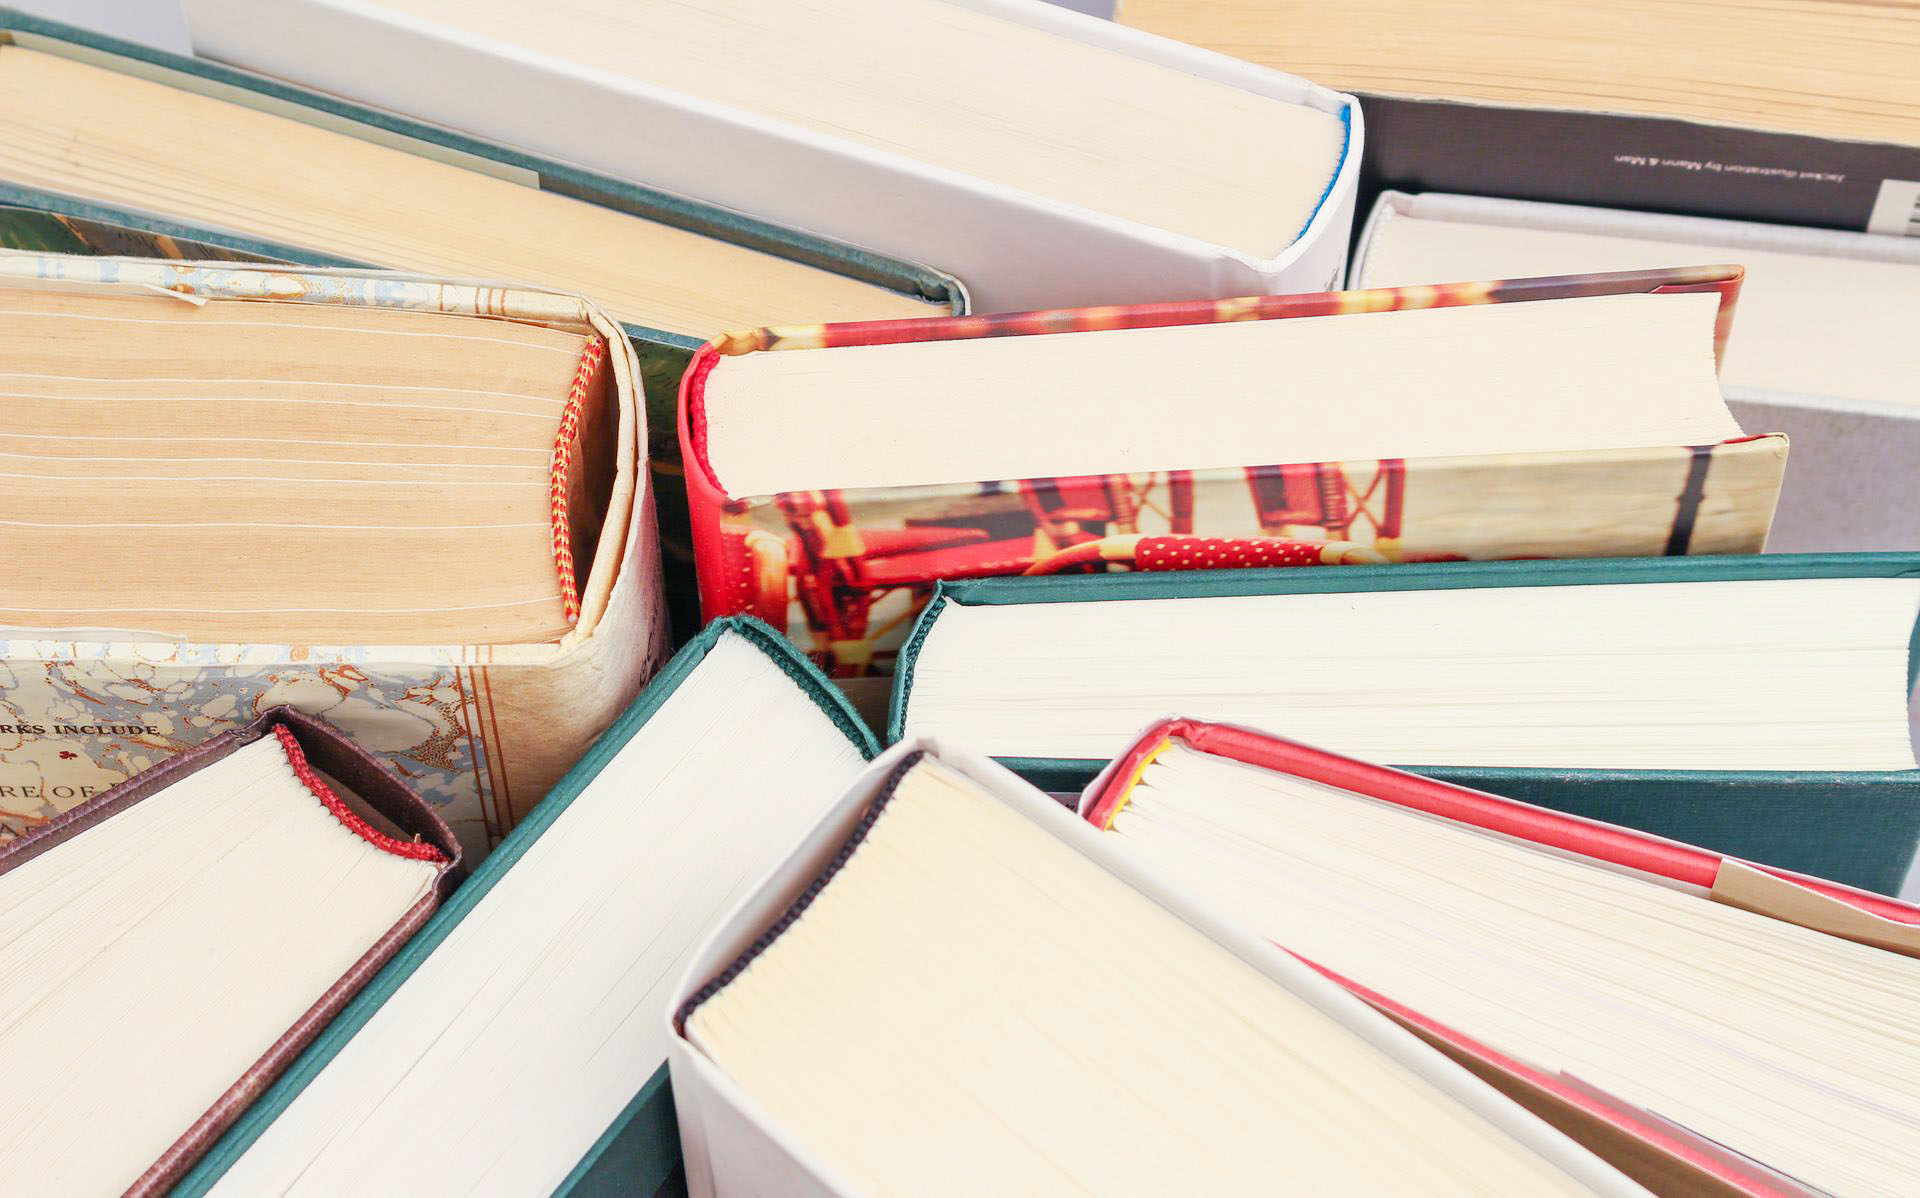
[11,0,1116,51]
[14,0,192,51]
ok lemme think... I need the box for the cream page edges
[0,45,940,337]
[1358,198,1920,409]
[679,751,1631,1195]
[362,0,1349,259]
[700,291,1742,497]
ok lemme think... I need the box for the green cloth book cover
[890,555,1920,894]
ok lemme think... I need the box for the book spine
[549,339,605,624]
[679,343,739,628]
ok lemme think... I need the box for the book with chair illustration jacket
[681,267,1787,682]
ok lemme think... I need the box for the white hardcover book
[1352,191,1920,553]
[180,0,1361,312]
[664,737,1643,1197]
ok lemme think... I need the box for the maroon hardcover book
[0,707,461,1196]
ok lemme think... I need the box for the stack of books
[4,2,1916,1194]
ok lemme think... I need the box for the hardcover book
[182,0,1362,312]
[0,253,663,858]
[665,738,1641,1196]
[889,555,1920,893]
[1117,0,1920,237]
[1117,0,1920,145]
[684,268,1786,683]
[1354,191,1920,553]
[0,706,461,1196]
[175,618,877,1198]
[1081,719,1920,1196]
[0,10,965,630]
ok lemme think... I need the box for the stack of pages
[1354,191,1920,551]
[1080,720,1920,1194]
[0,253,659,855]
[666,740,1642,1195]
[0,11,963,629]
[171,606,1920,1194]
[891,556,1920,892]
[0,709,459,1195]
[176,619,874,1197]
[181,0,1362,309]
[686,267,1785,682]
[3,2,1919,1194]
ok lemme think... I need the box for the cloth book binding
[887,554,1920,894]
[174,617,877,1198]
[0,705,461,1195]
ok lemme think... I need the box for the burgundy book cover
[0,706,462,1196]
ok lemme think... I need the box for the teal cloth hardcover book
[0,9,965,632]
[888,555,1920,893]
[173,617,878,1197]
